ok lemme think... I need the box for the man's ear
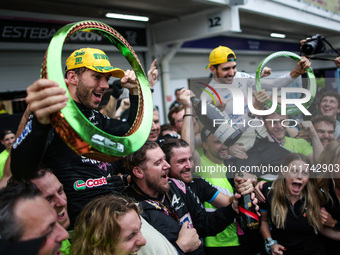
[210,65,217,75]
[132,166,144,179]
[66,70,78,85]
[202,141,208,151]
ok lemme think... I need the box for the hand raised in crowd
[227,143,248,159]
[26,79,69,125]
[253,89,270,110]
[121,69,139,95]
[260,66,272,78]
[296,57,311,73]
[178,88,193,109]
[254,180,267,203]
[148,59,158,89]
[320,207,337,228]
[121,98,131,109]
[176,221,201,253]
[291,57,311,78]
[297,120,318,140]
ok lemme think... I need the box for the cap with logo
[205,46,237,70]
[65,48,125,78]
[201,127,213,142]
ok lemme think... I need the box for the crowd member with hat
[198,127,246,255]
[201,46,310,172]
[0,129,15,181]
[10,47,139,229]
[201,45,311,161]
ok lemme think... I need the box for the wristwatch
[333,221,340,231]
[265,237,278,254]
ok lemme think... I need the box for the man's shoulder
[189,177,214,190]
[285,136,311,146]
[124,186,143,202]
[0,149,9,158]
[235,71,253,78]
[169,178,187,194]
[284,136,313,155]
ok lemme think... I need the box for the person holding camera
[300,35,340,67]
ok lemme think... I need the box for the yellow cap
[65,48,125,78]
[205,46,236,70]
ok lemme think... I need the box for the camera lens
[301,40,318,55]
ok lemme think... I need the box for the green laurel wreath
[41,20,152,160]
[255,51,316,116]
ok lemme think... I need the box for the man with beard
[161,138,253,208]
[201,46,311,158]
[311,115,335,148]
[0,181,69,255]
[10,48,138,229]
[197,127,251,255]
[124,140,256,255]
[29,169,71,254]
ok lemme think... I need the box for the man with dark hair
[0,182,69,255]
[319,91,340,139]
[161,138,252,207]
[169,87,184,110]
[148,106,161,142]
[311,115,335,148]
[167,88,201,154]
[202,45,311,159]
[31,169,71,254]
[10,47,137,229]
[124,140,254,255]
[161,138,258,254]
[198,128,249,255]
[168,105,185,134]
[5,169,72,254]
[29,169,70,229]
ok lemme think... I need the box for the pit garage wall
[0,12,149,93]
[156,35,339,123]
[1,11,338,124]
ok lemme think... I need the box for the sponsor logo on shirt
[13,120,32,149]
[73,176,107,191]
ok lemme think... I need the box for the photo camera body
[301,34,326,55]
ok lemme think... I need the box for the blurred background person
[0,129,15,181]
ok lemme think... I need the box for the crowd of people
[0,42,340,255]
